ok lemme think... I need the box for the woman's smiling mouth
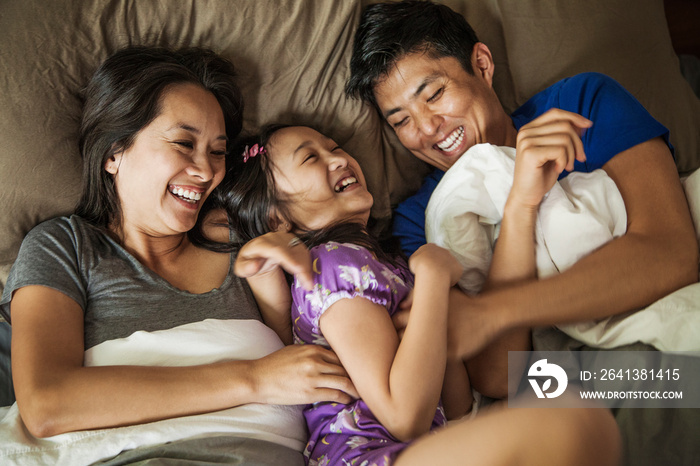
[168,185,203,203]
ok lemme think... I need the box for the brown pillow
[0,0,403,290]
[498,0,700,174]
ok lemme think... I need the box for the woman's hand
[248,344,358,405]
[510,108,592,209]
[234,231,313,290]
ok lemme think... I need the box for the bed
[0,0,699,464]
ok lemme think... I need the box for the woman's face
[267,126,373,231]
[105,83,228,236]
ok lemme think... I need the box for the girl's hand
[249,344,358,405]
[511,108,592,209]
[234,231,313,290]
[409,243,463,287]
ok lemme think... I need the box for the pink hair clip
[242,144,265,162]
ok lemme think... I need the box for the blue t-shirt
[392,72,671,257]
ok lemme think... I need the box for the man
[345,0,697,398]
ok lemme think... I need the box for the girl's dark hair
[75,45,244,233]
[346,0,479,109]
[195,124,404,266]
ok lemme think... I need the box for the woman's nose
[187,150,215,181]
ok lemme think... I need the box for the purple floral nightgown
[291,242,447,466]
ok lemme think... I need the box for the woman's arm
[246,269,293,345]
[320,244,461,442]
[11,285,357,438]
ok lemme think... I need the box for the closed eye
[174,141,194,149]
[302,153,316,164]
[392,117,408,129]
[210,149,228,158]
[427,87,443,102]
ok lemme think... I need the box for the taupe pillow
[498,0,700,174]
[0,0,405,290]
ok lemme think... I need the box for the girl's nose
[327,151,349,171]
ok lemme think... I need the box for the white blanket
[426,143,700,351]
[0,319,306,466]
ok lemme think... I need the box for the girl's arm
[320,244,462,442]
[235,230,315,345]
[11,285,357,438]
[395,291,473,421]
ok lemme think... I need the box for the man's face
[373,46,514,171]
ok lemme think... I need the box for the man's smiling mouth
[435,126,464,152]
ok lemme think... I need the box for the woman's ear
[104,149,123,175]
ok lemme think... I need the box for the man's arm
[456,137,698,396]
[465,109,591,397]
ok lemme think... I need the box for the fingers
[518,109,591,167]
[398,290,414,310]
[517,127,583,173]
[234,232,314,290]
[510,109,592,208]
[392,308,409,340]
[261,345,359,403]
[314,375,359,401]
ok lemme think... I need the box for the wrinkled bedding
[0,319,305,466]
[426,144,700,352]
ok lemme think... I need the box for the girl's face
[105,83,228,237]
[267,126,373,231]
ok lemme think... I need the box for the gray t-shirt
[0,215,261,349]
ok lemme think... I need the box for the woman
[218,124,621,466]
[0,46,355,464]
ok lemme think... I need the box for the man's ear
[104,149,123,175]
[472,42,495,86]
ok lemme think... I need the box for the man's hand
[511,108,592,209]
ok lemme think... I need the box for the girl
[219,125,621,466]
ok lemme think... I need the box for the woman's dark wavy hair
[196,124,404,267]
[345,0,480,109]
[76,45,243,237]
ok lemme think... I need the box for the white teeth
[169,186,202,202]
[436,127,464,152]
[334,177,357,192]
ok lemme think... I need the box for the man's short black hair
[345,0,479,109]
